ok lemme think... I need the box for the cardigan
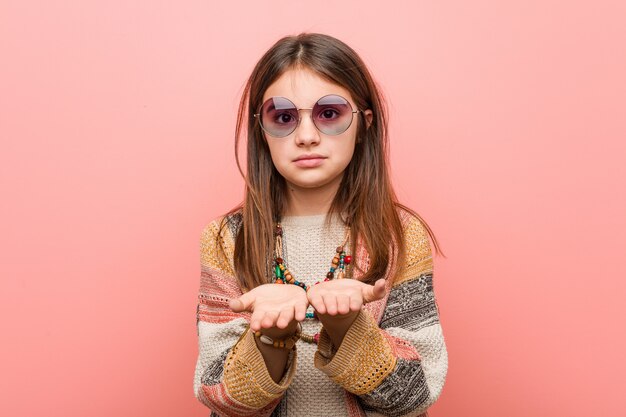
[193,210,448,416]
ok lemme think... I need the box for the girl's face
[261,67,371,193]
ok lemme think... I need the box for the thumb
[362,279,387,303]
[229,292,254,312]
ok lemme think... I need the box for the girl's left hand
[307,278,386,316]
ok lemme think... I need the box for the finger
[261,310,279,329]
[306,285,319,303]
[322,293,338,316]
[308,293,326,315]
[373,278,387,297]
[362,279,387,303]
[349,293,363,312]
[249,309,264,332]
[336,293,350,315]
[229,292,254,312]
[294,302,307,322]
[276,307,294,329]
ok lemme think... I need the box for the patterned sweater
[193,211,448,417]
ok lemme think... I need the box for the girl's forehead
[262,67,354,106]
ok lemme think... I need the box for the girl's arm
[193,218,298,417]
[313,216,448,417]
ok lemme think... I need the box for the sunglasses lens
[260,97,298,137]
[313,95,354,135]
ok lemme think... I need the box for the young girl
[194,33,448,417]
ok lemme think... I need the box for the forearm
[254,321,298,383]
[253,321,300,383]
[254,342,291,383]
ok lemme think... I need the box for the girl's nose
[294,111,320,146]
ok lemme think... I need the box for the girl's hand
[307,278,386,316]
[229,283,309,333]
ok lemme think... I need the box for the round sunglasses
[253,94,362,138]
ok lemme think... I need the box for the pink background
[1,1,625,416]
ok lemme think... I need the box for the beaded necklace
[272,222,353,344]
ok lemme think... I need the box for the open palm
[229,283,309,332]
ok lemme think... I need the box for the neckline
[279,213,344,227]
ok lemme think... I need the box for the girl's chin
[287,180,330,190]
[285,175,344,191]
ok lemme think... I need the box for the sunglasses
[253,94,362,138]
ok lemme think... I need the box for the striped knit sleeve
[193,217,297,417]
[314,216,448,417]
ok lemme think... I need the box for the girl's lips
[293,157,326,168]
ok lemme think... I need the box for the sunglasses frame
[253,94,362,138]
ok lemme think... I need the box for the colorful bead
[344,255,352,264]
[327,272,334,279]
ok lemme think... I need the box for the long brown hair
[219,33,444,291]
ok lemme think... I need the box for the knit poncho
[193,211,447,417]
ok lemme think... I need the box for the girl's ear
[364,109,373,129]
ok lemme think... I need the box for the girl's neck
[282,179,340,217]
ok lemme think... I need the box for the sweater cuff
[223,327,297,408]
[314,310,397,395]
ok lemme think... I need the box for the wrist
[254,322,302,350]
[261,320,300,339]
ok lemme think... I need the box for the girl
[194,33,448,417]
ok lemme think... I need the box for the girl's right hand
[229,283,309,333]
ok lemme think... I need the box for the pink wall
[1,1,625,416]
